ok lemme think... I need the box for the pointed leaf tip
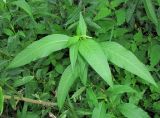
[77,12,87,36]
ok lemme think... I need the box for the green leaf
[106,85,137,96]
[2,0,6,4]
[12,0,33,18]
[9,34,70,68]
[149,44,160,66]
[126,0,138,23]
[92,102,106,118]
[115,8,126,25]
[69,42,79,71]
[157,0,160,5]
[55,63,64,74]
[13,76,34,87]
[111,0,128,8]
[86,17,101,30]
[101,42,157,87]
[57,65,78,109]
[134,30,143,43]
[0,87,4,115]
[118,103,150,118]
[86,87,98,107]
[77,55,88,85]
[67,36,79,47]
[94,7,111,21]
[71,87,86,99]
[143,0,158,25]
[79,39,113,86]
[156,22,160,36]
[77,12,87,36]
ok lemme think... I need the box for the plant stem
[4,95,57,107]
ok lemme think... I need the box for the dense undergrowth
[0,0,160,118]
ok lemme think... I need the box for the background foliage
[0,0,160,117]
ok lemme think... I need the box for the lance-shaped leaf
[12,0,33,18]
[69,42,79,71]
[101,42,157,87]
[143,0,158,25]
[79,39,113,86]
[57,65,78,109]
[77,55,88,85]
[77,12,87,36]
[9,34,70,68]
[118,103,150,118]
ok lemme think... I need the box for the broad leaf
[9,34,70,68]
[77,12,87,36]
[143,0,158,25]
[92,102,106,118]
[101,42,157,87]
[118,103,150,118]
[79,39,113,86]
[57,65,78,109]
[12,0,33,18]
[0,87,4,115]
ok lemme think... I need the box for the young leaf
[143,0,158,25]
[69,42,79,71]
[101,42,157,87]
[79,39,113,86]
[118,103,150,118]
[12,0,33,18]
[13,76,34,87]
[0,87,4,115]
[77,12,87,36]
[92,102,106,118]
[57,65,78,109]
[8,34,70,68]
